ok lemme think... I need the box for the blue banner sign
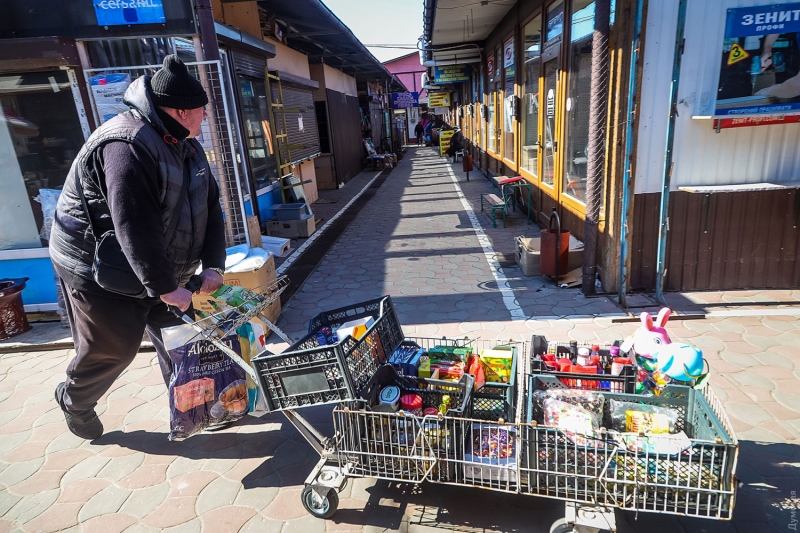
[391,92,419,109]
[725,4,800,38]
[433,65,470,84]
[94,0,166,26]
[716,2,800,116]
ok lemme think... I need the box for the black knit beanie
[149,55,209,110]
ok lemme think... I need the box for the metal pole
[617,0,646,307]
[655,0,689,305]
[582,0,611,294]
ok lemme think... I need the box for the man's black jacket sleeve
[200,172,226,272]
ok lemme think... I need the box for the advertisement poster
[391,91,419,109]
[428,92,451,108]
[716,3,800,116]
[89,73,132,124]
[433,65,470,84]
[439,129,455,157]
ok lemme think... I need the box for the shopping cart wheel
[301,485,338,519]
[549,518,574,533]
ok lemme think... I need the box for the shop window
[562,0,596,203]
[237,75,278,190]
[522,15,542,177]
[0,71,85,249]
[503,36,516,163]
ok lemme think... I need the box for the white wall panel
[635,0,800,193]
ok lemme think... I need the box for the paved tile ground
[2,147,800,532]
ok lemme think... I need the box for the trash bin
[0,278,32,340]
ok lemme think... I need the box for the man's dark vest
[50,77,213,294]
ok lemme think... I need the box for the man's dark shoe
[55,382,103,440]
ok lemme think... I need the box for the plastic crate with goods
[251,296,404,411]
[521,374,738,520]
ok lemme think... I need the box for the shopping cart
[173,294,738,532]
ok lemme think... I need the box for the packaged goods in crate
[530,335,635,393]
[464,423,517,483]
[332,365,474,482]
[388,342,425,375]
[469,344,518,422]
[251,296,404,411]
[523,374,737,518]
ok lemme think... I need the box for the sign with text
[93,0,166,26]
[716,3,800,116]
[439,129,455,157]
[428,92,451,108]
[391,92,419,109]
[433,65,470,84]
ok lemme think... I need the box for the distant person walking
[414,122,425,145]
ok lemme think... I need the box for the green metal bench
[480,193,507,228]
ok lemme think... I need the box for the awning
[423,0,515,47]
[256,0,407,92]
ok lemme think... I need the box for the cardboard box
[246,215,262,248]
[516,236,584,277]
[266,215,316,239]
[192,253,282,331]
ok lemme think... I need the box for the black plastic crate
[397,337,522,423]
[522,374,738,519]
[529,335,636,394]
[251,296,404,411]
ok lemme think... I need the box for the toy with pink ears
[623,308,707,393]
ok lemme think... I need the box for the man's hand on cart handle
[160,287,193,312]
[198,269,224,295]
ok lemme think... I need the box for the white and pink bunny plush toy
[632,308,672,364]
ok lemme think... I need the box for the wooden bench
[480,193,507,228]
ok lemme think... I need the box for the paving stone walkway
[2,147,800,532]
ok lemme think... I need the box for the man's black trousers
[55,280,184,417]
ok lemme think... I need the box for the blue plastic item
[273,203,310,221]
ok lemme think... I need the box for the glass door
[521,14,542,179]
[541,59,558,189]
[540,0,564,199]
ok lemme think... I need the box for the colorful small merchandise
[472,424,515,460]
[631,308,672,362]
[377,385,401,412]
[439,395,451,415]
[654,343,706,382]
[429,345,473,362]
[464,424,517,482]
[208,284,259,312]
[389,345,425,375]
[609,400,679,434]
[423,407,440,416]
[615,431,693,455]
[479,347,515,383]
[466,354,486,391]
[543,398,600,446]
[532,388,605,423]
[430,360,466,381]
[400,393,423,416]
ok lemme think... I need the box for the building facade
[423,0,800,297]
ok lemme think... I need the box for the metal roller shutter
[231,50,267,78]
[272,85,320,164]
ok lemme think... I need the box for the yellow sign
[727,43,750,66]
[428,92,451,108]
[439,129,454,157]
